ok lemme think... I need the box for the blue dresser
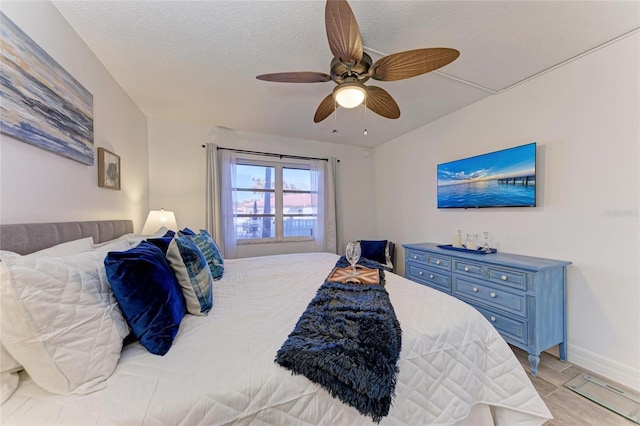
[403,243,571,376]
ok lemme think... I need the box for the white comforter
[1,253,552,425]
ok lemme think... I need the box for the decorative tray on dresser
[403,242,572,376]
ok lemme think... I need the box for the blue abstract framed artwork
[437,143,536,208]
[0,12,94,165]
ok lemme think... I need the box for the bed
[0,220,552,425]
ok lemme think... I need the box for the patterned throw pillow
[165,237,213,316]
[178,230,224,280]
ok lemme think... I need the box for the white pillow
[0,343,21,404]
[27,236,94,258]
[0,248,130,395]
[92,235,133,251]
[0,235,95,401]
[92,227,169,249]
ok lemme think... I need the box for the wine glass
[345,241,361,276]
[482,231,491,252]
[465,233,478,250]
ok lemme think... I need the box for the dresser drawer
[406,249,427,264]
[487,267,527,290]
[453,260,483,278]
[407,264,451,292]
[453,277,526,317]
[473,305,527,345]
[426,254,452,271]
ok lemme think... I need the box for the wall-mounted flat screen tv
[437,142,536,208]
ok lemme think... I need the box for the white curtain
[218,149,238,258]
[310,158,338,253]
[205,143,221,242]
[329,157,340,254]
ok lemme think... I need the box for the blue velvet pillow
[359,240,388,264]
[147,235,173,254]
[104,241,186,355]
[178,230,224,280]
[180,228,196,236]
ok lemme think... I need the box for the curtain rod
[202,145,329,162]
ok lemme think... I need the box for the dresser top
[403,243,572,271]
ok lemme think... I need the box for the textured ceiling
[52,0,640,148]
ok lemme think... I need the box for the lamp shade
[333,82,367,108]
[141,209,178,235]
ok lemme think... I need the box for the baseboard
[567,343,640,392]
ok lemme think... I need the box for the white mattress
[1,252,552,425]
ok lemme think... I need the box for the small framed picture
[98,147,120,190]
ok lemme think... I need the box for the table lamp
[141,208,178,235]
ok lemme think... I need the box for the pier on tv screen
[437,142,536,208]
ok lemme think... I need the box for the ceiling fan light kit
[333,82,367,108]
[256,0,459,123]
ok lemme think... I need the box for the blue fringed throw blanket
[275,257,402,423]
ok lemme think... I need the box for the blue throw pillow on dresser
[104,241,186,356]
[178,230,224,280]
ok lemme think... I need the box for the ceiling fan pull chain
[364,98,368,136]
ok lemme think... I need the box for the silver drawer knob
[490,316,496,322]
[436,260,441,265]
[418,271,423,276]
[464,266,469,272]
[414,255,418,259]
[472,287,478,292]
[429,274,434,279]
[501,275,507,281]
[490,292,496,298]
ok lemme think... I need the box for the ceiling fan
[256,0,460,123]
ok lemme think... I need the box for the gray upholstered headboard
[0,220,133,255]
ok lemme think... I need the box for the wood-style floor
[510,345,638,425]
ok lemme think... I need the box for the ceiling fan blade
[365,86,400,119]
[314,94,336,123]
[256,72,332,83]
[325,0,363,63]
[370,48,460,81]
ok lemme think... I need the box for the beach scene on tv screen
[437,143,536,208]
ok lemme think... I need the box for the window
[232,159,318,243]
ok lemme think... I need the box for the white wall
[374,33,640,390]
[0,1,149,230]
[148,118,377,258]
